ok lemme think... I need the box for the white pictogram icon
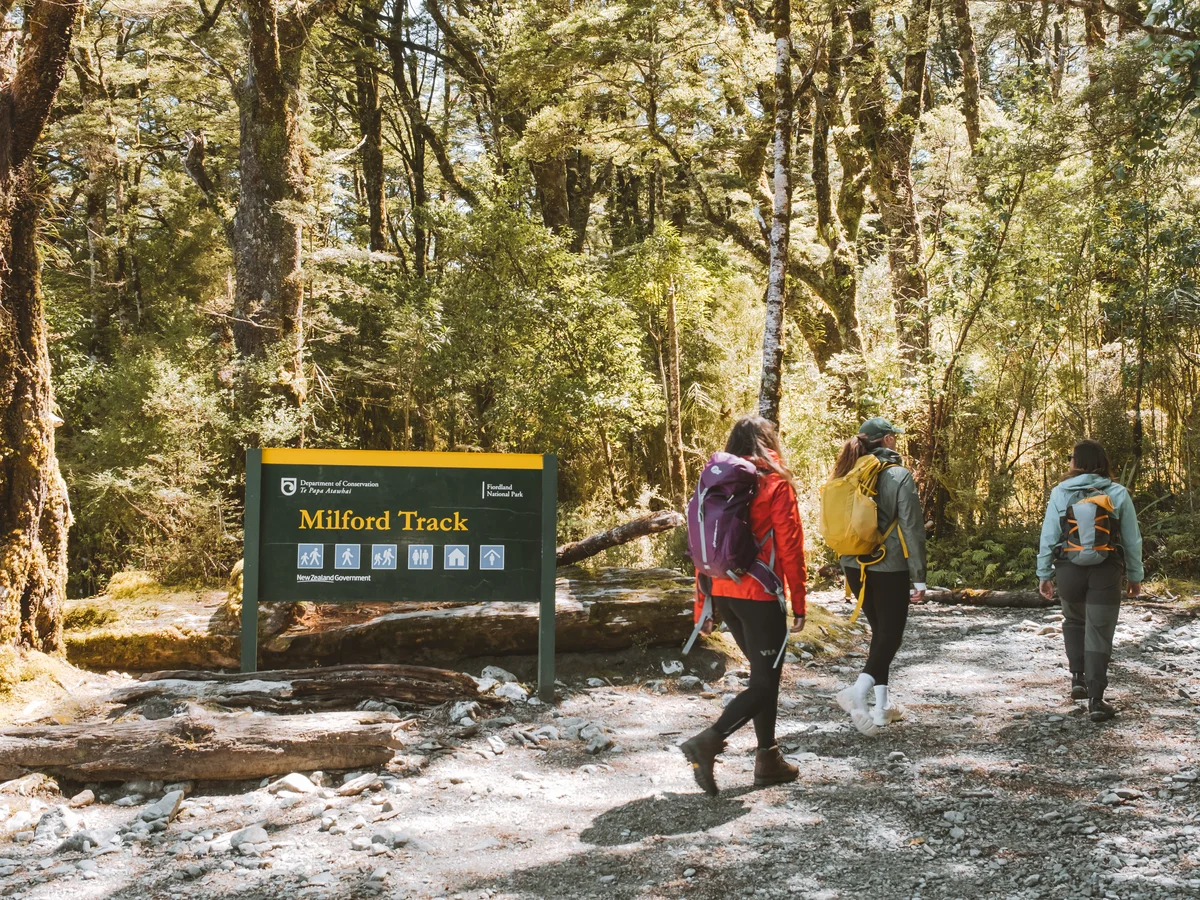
[408,545,433,570]
[480,545,505,570]
[445,545,469,570]
[372,545,397,569]
[281,477,297,496]
[334,544,360,570]
[297,544,323,569]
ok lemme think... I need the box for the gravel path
[3,591,1199,900]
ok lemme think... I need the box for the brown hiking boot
[680,728,725,796]
[754,745,799,787]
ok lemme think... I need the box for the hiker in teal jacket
[1037,439,1144,722]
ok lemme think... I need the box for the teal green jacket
[838,448,927,585]
[1036,474,1144,582]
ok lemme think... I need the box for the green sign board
[242,448,558,700]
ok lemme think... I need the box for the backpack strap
[747,528,789,669]
[846,518,903,625]
[683,575,714,655]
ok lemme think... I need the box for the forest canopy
[6,0,1200,603]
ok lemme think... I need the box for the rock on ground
[1,591,1199,900]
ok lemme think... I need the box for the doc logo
[280,477,297,496]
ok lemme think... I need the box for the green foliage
[927,532,1042,590]
[25,0,1200,595]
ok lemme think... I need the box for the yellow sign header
[261,448,544,470]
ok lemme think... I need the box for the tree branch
[182,130,236,247]
[422,0,496,105]
[978,0,1197,40]
[556,511,684,567]
[194,0,228,34]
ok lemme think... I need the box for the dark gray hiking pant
[1055,559,1122,699]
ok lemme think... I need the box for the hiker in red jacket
[680,415,807,795]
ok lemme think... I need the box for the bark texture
[925,588,1055,608]
[848,0,933,359]
[530,157,572,236]
[555,511,685,567]
[812,3,866,360]
[232,0,336,404]
[0,0,83,651]
[111,663,489,712]
[261,577,695,666]
[0,710,406,782]
[354,1,388,253]
[951,0,982,153]
[664,280,686,506]
[758,0,793,424]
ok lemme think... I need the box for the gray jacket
[839,448,927,584]
[1036,473,1144,583]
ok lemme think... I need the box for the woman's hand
[1128,581,1143,597]
[1039,580,1055,601]
[910,589,926,604]
[700,618,714,636]
[789,615,806,634]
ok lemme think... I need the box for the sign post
[241,449,558,702]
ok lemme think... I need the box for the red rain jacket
[693,457,807,622]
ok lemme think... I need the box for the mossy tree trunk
[0,0,84,652]
[232,0,337,406]
[848,0,932,362]
[352,0,388,254]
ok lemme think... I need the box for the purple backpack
[683,452,786,656]
[688,452,761,580]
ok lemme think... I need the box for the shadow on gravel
[579,788,754,846]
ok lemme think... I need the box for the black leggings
[711,596,787,749]
[844,568,910,686]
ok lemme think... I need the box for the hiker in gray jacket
[1037,439,1144,722]
[832,417,928,735]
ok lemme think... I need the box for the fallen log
[0,710,406,782]
[556,511,685,567]
[110,663,487,712]
[925,588,1054,608]
[262,569,695,667]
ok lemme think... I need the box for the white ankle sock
[874,684,889,710]
[854,673,875,702]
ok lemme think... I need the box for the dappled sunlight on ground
[1,591,1199,899]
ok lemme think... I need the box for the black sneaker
[1071,673,1088,701]
[1089,698,1116,722]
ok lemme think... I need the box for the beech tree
[848,0,933,359]
[232,0,340,405]
[0,0,84,650]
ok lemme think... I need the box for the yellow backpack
[819,454,907,623]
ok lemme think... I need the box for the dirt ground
[3,589,1200,900]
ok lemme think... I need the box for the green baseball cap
[858,416,903,440]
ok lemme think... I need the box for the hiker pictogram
[297,544,323,569]
[334,544,360,569]
[372,545,397,569]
